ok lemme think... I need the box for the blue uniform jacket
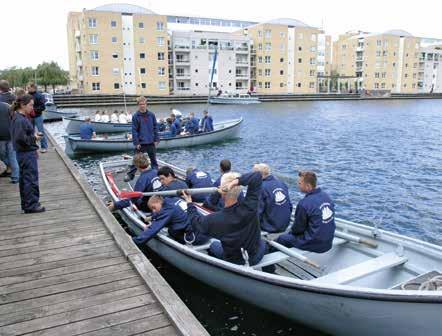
[188,172,263,264]
[201,115,214,132]
[115,169,161,211]
[79,124,95,140]
[131,110,159,146]
[132,197,189,245]
[160,179,188,193]
[185,169,213,202]
[162,123,177,138]
[10,113,39,152]
[174,118,182,134]
[258,175,293,233]
[29,91,46,117]
[291,188,336,253]
[185,117,199,134]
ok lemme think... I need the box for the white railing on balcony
[176,87,191,91]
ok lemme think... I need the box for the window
[376,51,381,57]
[297,83,301,88]
[114,83,120,89]
[112,53,118,59]
[92,82,100,91]
[280,82,284,87]
[140,53,145,59]
[141,83,146,89]
[309,82,315,88]
[376,40,381,47]
[88,18,96,28]
[265,56,271,63]
[158,67,165,76]
[298,58,302,63]
[309,70,315,76]
[280,69,284,75]
[139,37,145,44]
[258,56,262,63]
[89,34,98,44]
[280,44,285,51]
[112,36,117,43]
[258,69,262,76]
[265,82,271,89]
[91,66,99,76]
[157,52,165,60]
[258,31,262,37]
[157,37,164,46]
[381,83,386,89]
[112,68,119,75]
[157,21,164,31]
[280,58,284,63]
[140,68,146,74]
[158,81,166,90]
[311,34,316,42]
[90,50,99,60]
[265,43,271,51]
[258,82,262,88]
[375,72,380,78]
[310,46,316,52]
[138,22,144,28]
[374,83,379,89]
[258,43,262,50]
[265,69,271,76]
[298,46,302,51]
[265,29,271,38]
[309,58,315,65]
[280,32,285,38]
[195,69,199,73]
[111,20,117,28]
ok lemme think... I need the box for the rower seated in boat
[157,166,188,192]
[107,153,161,212]
[183,171,267,266]
[101,111,110,123]
[79,117,96,140]
[276,171,336,253]
[200,110,214,133]
[118,111,128,124]
[185,167,213,203]
[94,110,101,122]
[184,112,199,135]
[170,112,182,135]
[203,159,231,211]
[162,118,177,138]
[110,110,119,123]
[132,196,209,246]
[126,111,132,123]
[253,163,292,233]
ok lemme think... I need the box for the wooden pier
[0,134,209,336]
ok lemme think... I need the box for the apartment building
[67,4,169,95]
[171,31,250,95]
[418,42,442,93]
[332,30,421,93]
[242,19,332,94]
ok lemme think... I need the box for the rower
[203,159,233,211]
[183,171,267,266]
[276,171,336,253]
[157,166,188,192]
[200,110,214,132]
[79,117,96,140]
[185,167,213,203]
[94,110,101,122]
[170,112,182,135]
[108,153,161,212]
[126,110,133,123]
[118,111,128,123]
[101,111,109,123]
[110,110,119,123]
[185,112,199,134]
[163,117,177,138]
[132,195,209,246]
[253,163,292,233]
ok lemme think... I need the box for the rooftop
[92,3,157,15]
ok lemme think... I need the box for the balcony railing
[176,73,190,77]
[236,60,249,65]
[176,87,190,91]
[175,59,190,63]
[174,45,190,50]
[235,74,249,78]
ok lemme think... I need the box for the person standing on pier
[125,96,159,182]
[276,171,335,253]
[27,83,48,153]
[10,94,45,213]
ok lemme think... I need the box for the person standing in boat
[276,171,335,253]
[185,167,213,203]
[185,112,199,134]
[100,111,109,123]
[79,117,96,140]
[125,96,159,182]
[27,83,48,153]
[183,171,267,266]
[201,110,214,132]
[94,110,101,122]
[253,163,292,233]
[157,166,187,191]
[132,195,208,246]
[10,94,45,213]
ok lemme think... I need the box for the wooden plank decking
[0,132,209,336]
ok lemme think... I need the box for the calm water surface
[47,99,442,335]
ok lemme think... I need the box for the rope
[401,275,442,291]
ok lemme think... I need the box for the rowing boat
[63,116,132,134]
[65,118,243,155]
[100,159,442,336]
[209,93,261,104]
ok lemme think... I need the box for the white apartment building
[418,39,442,93]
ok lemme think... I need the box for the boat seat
[312,252,408,285]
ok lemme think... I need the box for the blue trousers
[0,141,19,182]
[209,239,267,266]
[33,115,48,149]
[16,151,40,211]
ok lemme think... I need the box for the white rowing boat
[209,93,260,104]
[63,116,132,134]
[100,159,442,336]
[65,118,243,155]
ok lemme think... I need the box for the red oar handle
[105,172,121,197]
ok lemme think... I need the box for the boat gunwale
[99,160,442,304]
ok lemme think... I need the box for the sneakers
[40,149,48,153]
[24,206,46,214]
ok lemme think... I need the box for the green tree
[36,62,68,92]
[0,67,35,88]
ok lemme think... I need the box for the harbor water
[47,99,442,335]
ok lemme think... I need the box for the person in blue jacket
[200,110,214,132]
[185,167,213,203]
[162,118,177,138]
[185,112,199,134]
[125,96,159,181]
[183,171,267,266]
[79,117,97,140]
[10,94,45,213]
[157,166,188,192]
[253,163,292,233]
[132,195,208,245]
[27,83,48,153]
[276,171,335,253]
[170,112,182,135]
[108,153,161,212]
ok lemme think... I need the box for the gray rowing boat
[43,108,78,122]
[64,116,132,134]
[209,93,261,104]
[100,159,442,336]
[65,118,243,155]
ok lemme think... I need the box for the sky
[1,0,442,70]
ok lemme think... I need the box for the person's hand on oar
[181,190,193,204]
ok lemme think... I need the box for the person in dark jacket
[10,94,45,213]
[79,117,96,140]
[253,163,292,233]
[162,117,177,138]
[0,80,16,104]
[185,112,199,134]
[201,110,214,132]
[125,96,159,181]
[0,102,19,183]
[27,83,48,153]
[132,196,208,245]
[157,166,188,191]
[276,171,335,253]
[170,112,182,135]
[183,171,267,266]
[185,167,213,203]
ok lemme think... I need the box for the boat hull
[64,116,131,134]
[43,108,78,122]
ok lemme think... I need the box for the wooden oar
[335,231,378,248]
[119,187,219,199]
[263,237,320,269]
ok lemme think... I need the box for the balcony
[174,45,190,51]
[176,87,191,91]
[235,73,249,78]
[235,47,249,54]
[236,60,249,65]
[175,73,191,79]
[175,59,190,64]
